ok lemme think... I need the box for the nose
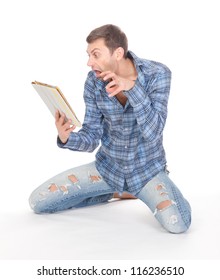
[87,56,93,67]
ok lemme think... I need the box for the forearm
[124,73,171,142]
[57,125,101,153]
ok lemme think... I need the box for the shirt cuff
[124,80,147,107]
[57,136,67,147]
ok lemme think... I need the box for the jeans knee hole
[48,183,59,192]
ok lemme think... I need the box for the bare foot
[113,192,137,199]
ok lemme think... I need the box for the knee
[154,199,192,234]
[29,193,47,214]
[29,197,41,214]
[29,202,50,214]
[163,208,192,234]
[28,183,61,214]
[166,219,191,234]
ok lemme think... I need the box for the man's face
[86,38,117,77]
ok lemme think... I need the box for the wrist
[58,135,68,144]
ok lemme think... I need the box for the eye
[93,52,100,59]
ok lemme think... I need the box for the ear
[114,47,124,61]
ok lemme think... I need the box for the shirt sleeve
[124,68,171,142]
[57,75,103,152]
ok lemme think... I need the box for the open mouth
[93,70,102,77]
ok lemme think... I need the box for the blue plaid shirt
[58,51,171,195]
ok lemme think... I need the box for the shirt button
[124,166,128,170]
[125,145,128,149]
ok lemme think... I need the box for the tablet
[32,81,81,127]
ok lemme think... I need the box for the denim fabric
[29,162,191,233]
[29,162,113,214]
[136,171,191,233]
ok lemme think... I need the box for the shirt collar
[127,51,146,86]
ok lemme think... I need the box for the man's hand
[55,110,76,144]
[98,71,135,97]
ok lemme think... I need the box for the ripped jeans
[29,162,191,233]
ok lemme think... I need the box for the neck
[117,57,137,81]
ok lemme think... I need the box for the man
[29,24,191,233]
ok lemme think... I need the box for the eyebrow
[87,48,101,54]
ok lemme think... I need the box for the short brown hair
[86,24,128,58]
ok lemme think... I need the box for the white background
[0,0,220,267]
